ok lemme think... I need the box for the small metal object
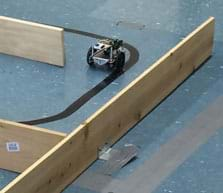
[98,143,112,160]
[99,144,139,175]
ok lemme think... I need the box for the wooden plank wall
[0,17,215,193]
[0,119,66,173]
[0,16,65,66]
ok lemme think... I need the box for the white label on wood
[6,142,20,152]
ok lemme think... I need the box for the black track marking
[20,26,139,125]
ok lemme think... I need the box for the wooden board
[0,119,66,173]
[0,17,215,193]
[0,16,65,66]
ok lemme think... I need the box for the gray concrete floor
[1,0,223,192]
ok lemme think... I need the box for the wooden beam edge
[0,16,65,67]
[0,119,67,137]
[0,119,66,172]
[0,16,63,32]
[85,17,215,122]
[0,17,215,193]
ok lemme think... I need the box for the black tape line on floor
[20,26,139,125]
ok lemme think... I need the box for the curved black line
[20,27,139,125]
[63,27,139,70]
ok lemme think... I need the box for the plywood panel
[0,17,215,193]
[0,16,65,66]
[0,119,66,173]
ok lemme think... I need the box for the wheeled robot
[87,39,125,71]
